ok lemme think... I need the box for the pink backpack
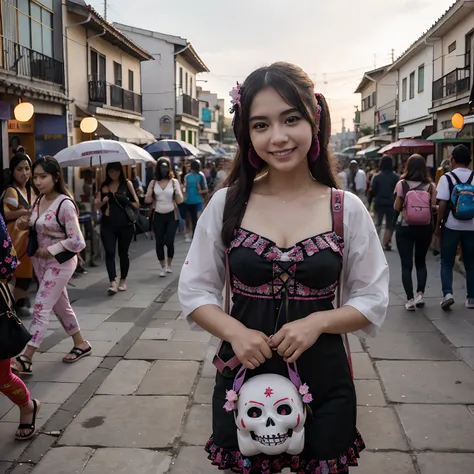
[402,181,432,226]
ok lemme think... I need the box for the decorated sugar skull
[235,373,307,456]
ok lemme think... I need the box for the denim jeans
[440,227,474,299]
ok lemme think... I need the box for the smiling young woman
[179,62,389,474]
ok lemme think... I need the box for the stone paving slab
[29,382,79,405]
[351,353,378,380]
[125,341,208,361]
[170,330,212,343]
[139,327,175,340]
[29,357,103,383]
[380,311,437,333]
[376,360,474,403]
[2,402,59,423]
[169,446,208,474]
[417,453,474,474]
[182,404,212,445]
[396,404,474,451]
[0,462,10,474]
[82,448,172,474]
[356,452,416,474]
[194,377,214,404]
[431,319,474,348]
[30,446,94,474]
[48,340,117,357]
[149,318,190,329]
[365,332,456,360]
[161,301,182,312]
[59,395,187,448]
[347,334,363,352]
[106,307,145,323]
[201,359,217,378]
[97,360,150,395]
[152,310,182,320]
[137,360,200,395]
[458,347,474,370]
[354,380,387,407]
[83,322,135,341]
[357,407,408,451]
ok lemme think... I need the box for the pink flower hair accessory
[229,82,242,108]
[223,389,239,412]
[299,383,313,405]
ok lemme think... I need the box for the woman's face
[108,167,121,181]
[13,160,31,186]
[249,87,313,173]
[159,162,169,177]
[33,165,55,195]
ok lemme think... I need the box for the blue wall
[35,114,67,159]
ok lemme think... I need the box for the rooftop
[354,65,390,94]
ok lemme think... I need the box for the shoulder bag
[0,281,32,360]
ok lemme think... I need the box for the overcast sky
[91,0,455,133]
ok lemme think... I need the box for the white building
[197,88,224,144]
[354,65,397,136]
[389,43,433,139]
[113,23,209,145]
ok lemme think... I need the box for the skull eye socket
[277,404,292,416]
[247,407,262,418]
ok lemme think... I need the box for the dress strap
[331,189,344,239]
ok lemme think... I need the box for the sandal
[15,399,40,441]
[63,344,92,363]
[11,355,33,375]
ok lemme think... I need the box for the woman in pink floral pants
[12,157,90,375]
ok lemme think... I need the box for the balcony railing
[182,94,199,117]
[88,79,142,114]
[432,67,471,101]
[110,84,142,113]
[1,37,64,86]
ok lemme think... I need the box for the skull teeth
[250,432,289,446]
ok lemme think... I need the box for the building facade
[113,23,209,145]
[0,0,69,167]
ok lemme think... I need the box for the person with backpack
[435,144,474,310]
[370,155,400,251]
[11,157,89,375]
[394,154,437,311]
[1,153,36,317]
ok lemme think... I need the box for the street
[1,236,474,474]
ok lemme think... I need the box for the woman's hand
[20,209,31,217]
[16,214,30,230]
[102,196,109,204]
[269,314,323,363]
[229,327,273,370]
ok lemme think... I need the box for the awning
[356,135,374,145]
[356,145,382,158]
[97,119,156,145]
[426,128,472,143]
[341,145,362,154]
[198,143,217,155]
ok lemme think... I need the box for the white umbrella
[172,140,202,157]
[55,139,156,168]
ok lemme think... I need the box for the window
[409,71,415,99]
[402,78,407,101]
[10,0,54,57]
[128,70,134,91]
[114,62,122,87]
[185,72,188,95]
[188,129,193,144]
[372,91,376,107]
[448,41,456,54]
[179,67,183,89]
[181,130,186,141]
[466,33,473,68]
[418,64,425,93]
[189,77,193,98]
[90,50,106,80]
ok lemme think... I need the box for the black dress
[205,218,364,473]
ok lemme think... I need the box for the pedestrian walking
[1,153,36,317]
[435,144,474,310]
[95,162,140,295]
[394,154,437,311]
[145,157,184,278]
[370,155,400,251]
[11,156,90,375]
[179,62,389,474]
[339,160,367,205]
[182,159,208,242]
[0,211,41,440]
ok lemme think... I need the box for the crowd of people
[340,146,474,313]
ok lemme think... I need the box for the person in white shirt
[145,158,184,277]
[339,160,367,205]
[435,145,474,310]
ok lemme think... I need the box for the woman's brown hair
[222,62,339,247]
[401,154,431,184]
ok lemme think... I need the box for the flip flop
[63,344,92,363]
[15,399,40,441]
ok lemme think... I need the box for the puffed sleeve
[179,188,227,329]
[48,199,86,256]
[341,192,389,337]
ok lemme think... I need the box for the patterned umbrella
[378,139,434,155]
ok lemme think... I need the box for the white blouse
[178,188,389,337]
[146,179,183,214]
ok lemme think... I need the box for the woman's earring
[308,136,320,163]
[248,147,264,170]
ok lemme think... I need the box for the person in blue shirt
[183,159,208,242]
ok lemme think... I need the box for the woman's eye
[286,116,300,124]
[253,122,267,130]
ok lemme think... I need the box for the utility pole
[104,0,107,20]
[391,49,395,64]
[374,54,377,69]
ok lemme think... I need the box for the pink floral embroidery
[51,268,60,276]
[44,280,56,289]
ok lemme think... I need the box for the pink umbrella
[378,138,434,155]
